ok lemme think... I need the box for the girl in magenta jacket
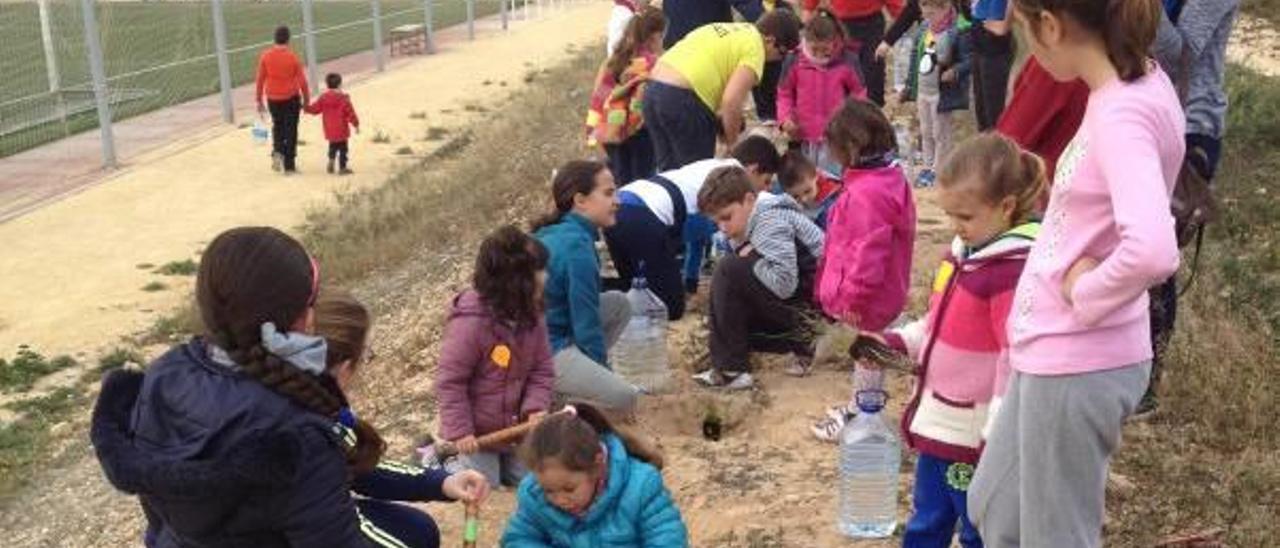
[809,100,916,440]
[815,100,916,332]
[777,10,867,176]
[435,226,557,487]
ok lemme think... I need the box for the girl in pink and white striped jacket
[849,134,1045,547]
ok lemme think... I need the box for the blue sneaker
[915,169,936,188]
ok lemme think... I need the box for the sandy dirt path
[0,1,611,360]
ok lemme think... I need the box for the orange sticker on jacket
[490,344,512,369]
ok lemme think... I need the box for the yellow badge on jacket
[933,261,956,294]
[491,344,512,369]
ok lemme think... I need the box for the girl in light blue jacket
[502,404,687,548]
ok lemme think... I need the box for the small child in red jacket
[305,72,360,175]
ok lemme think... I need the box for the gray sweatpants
[553,291,638,412]
[968,362,1150,548]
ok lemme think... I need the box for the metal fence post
[78,0,115,168]
[211,0,234,124]
[371,0,385,71]
[423,0,436,54]
[466,0,474,40]
[38,0,60,93]
[301,0,320,96]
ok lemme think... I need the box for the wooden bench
[389,24,427,57]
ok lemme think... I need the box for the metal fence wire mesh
[0,0,520,160]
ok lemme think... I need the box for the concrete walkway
[0,0,609,357]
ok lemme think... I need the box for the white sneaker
[691,369,754,391]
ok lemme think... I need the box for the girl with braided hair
[90,226,485,547]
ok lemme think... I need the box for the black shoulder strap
[649,174,688,237]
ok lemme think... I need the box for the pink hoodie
[1010,67,1185,376]
[817,162,916,331]
[777,42,867,144]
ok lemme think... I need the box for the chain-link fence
[0,0,549,163]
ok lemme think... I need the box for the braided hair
[196,227,384,475]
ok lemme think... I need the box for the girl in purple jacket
[435,225,558,487]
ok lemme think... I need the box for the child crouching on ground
[693,164,826,390]
[435,225,557,488]
[305,72,360,175]
[869,134,1043,548]
[502,404,687,547]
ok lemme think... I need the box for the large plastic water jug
[611,271,669,393]
[838,390,901,538]
[252,120,270,146]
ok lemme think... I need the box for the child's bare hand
[443,470,491,504]
[781,120,799,138]
[941,69,958,83]
[526,411,547,424]
[453,435,480,455]
[1062,256,1100,304]
[737,243,754,258]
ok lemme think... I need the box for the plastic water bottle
[611,271,670,393]
[252,120,270,146]
[838,390,901,538]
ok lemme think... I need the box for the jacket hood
[519,433,632,527]
[951,221,1041,263]
[450,289,492,319]
[746,192,804,240]
[798,37,851,69]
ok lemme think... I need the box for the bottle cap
[855,390,888,414]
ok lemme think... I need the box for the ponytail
[1014,0,1160,82]
[803,8,844,43]
[938,133,1046,224]
[197,227,385,477]
[530,160,608,232]
[606,8,666,79]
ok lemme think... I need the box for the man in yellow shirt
[644,10,801,171]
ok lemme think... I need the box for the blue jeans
[905,454,982,548]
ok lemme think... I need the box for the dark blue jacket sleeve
[351,461,453,503]
[280,425,372,548]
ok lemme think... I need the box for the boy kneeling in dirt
[692,164,824,390]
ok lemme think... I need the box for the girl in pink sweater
[966,0,1185,545]
[877,134,1043,548]
[777,10,867,176]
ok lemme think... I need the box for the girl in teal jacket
[502,404,687,547]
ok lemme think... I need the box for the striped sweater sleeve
[750,209,825,300]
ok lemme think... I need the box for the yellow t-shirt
[659,23,766,112]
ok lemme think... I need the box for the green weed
[0,347,78,393]
[154,259,198,276]
[141,281,168,292]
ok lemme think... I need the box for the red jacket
[802,0,903,21]
[255,45,309,104]
[995,56,1088,202]
[304,91,359,143]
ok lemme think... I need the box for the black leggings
[267,96,301,171]
[843,13,888,106]
[328,141,349,169]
